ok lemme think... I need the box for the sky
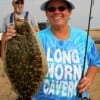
[0,0,100,31]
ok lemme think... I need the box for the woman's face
[46,0,72,27]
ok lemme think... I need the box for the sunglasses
[47,6,67,12]
[15,1,24,4]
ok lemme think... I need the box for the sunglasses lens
[47,6,66,12]
[58,6,66,11]
[47,7,55,12]
[15,1,24,4]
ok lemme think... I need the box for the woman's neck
[51,25,70,40]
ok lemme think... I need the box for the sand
[0,59,17,100]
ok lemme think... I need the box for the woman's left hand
[78,76,91,93]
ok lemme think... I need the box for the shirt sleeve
[28,13,38,27]
[2,17,8,32]
[1,14,11,33]
[88,36,100,67]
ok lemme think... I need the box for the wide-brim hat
[40,0,75,11]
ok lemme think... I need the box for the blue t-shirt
[33,26,100,100]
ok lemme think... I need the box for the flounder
[4,18,48,100]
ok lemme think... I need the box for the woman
[1,0,100,100]
[33,0,100,99]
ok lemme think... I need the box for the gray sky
[0,0,100,30]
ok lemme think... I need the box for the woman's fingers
[78,76,91,93]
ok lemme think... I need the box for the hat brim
[40,0,75,11]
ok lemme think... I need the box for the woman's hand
[78,66,98,93]
[78,76,91,93]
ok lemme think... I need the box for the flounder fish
[4,18,48,100]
